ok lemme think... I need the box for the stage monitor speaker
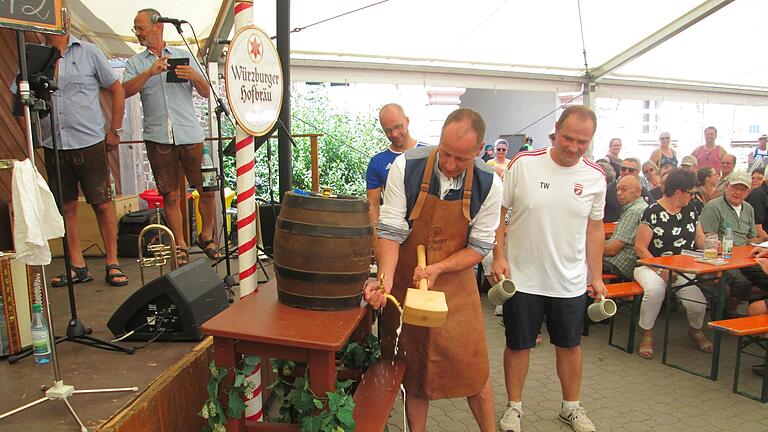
[107,259,228,341]
[258,203,280,255]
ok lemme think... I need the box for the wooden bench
[709,315,768,403]
[352,358,406,431]
[584,282,644,354]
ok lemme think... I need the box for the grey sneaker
[558,406,596,432]
[499,403,522,432]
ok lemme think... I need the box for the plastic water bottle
[31,303,51,364]
[723,226,734,260]
[201,145,217,192]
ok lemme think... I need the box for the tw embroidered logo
[540,182,550,189]
[574,183,584,196]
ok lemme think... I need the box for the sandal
[51,265,93,287]
[638,335,654,360]
[689,329,713,353]
[176,247,189,266]
[196,234,222,260]
[104,264,129,287]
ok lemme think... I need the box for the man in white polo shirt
[491,105,607,432]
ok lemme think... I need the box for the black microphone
[151,15,187,26]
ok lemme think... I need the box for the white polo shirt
[502,148,606,298]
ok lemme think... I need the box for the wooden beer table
[637,245,757,380]
[201,279,371,431]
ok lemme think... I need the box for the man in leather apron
[364,108,502,432]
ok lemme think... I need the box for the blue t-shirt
[366,142,428,191]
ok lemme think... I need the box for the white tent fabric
[68,0,768,99]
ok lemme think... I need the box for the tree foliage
[221,85,388,200]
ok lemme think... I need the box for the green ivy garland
[200,336,381,432]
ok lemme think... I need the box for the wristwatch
[110,127,123,136]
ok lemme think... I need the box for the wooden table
[637,245,757,380]
[201,279,371,431]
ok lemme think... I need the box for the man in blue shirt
[32,16,128,287]
[123,8,216,263]
[366,103,425,228]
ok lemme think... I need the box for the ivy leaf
[226,393,247,419]
[233,373,245,388]
[327,391,342,412]
[313,398,323,409]
[243,355,261,366]
[337,408,356,430]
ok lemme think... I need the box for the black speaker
[117,209,167,258]
[259,203,280,255]
[107,259,229,341]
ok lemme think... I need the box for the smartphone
[166,57,190,83]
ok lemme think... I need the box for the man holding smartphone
[123,8,219,264]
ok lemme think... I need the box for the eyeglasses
[382,124,404,135]
[496,147,507,152]
[620,166,638,173]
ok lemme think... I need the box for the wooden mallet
[402,245,448,327]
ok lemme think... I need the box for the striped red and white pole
[234,0,258,298]
[233,0,263,423]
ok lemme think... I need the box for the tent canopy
[69,0,768,98]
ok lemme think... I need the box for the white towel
[11,159,64,265]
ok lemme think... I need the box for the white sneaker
[495,305,504,316]
[499,403,522,432]
[558,406,596,432]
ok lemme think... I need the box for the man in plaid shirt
[603,176,647,280]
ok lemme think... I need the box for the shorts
[43,142,111,205]
[503,291,587,349]
[145,141,204,194]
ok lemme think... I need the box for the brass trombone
[137,224,177,286]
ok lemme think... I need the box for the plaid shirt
[605,198,648,279]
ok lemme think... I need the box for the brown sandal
[176,247,189,266]
[196,234,222,260]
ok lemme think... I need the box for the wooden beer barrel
[273,192,372,310]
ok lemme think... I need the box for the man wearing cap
[700,170,768,315]
[749,135,768,173]
[692,126,727,175]
[717,154,737,192]
[366,103,427,228]
[487,139,511,177]
[680,155,698,173]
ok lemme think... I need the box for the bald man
[366,103,428,227]
[603,176,648,280]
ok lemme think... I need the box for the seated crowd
[597,129,768,361]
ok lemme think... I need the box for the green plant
[200,356,260,432]
[338,333,381,370]
[221,84,388,200]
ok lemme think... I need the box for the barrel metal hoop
[277,219,372,238]
[275,265,369,284]
[277,289,362,310]
[284,192,369,212]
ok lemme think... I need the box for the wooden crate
[48,195,139,257]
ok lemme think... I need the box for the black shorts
[503,291,587,349]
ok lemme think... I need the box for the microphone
[151,15,187,26]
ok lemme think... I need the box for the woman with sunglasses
[486,138,511,177]
[633,168,712,360]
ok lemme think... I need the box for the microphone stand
[169,21,238,293]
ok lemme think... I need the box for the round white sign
[225,26,283,137]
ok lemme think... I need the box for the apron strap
[409,148,438,221]
[461,161,474,222]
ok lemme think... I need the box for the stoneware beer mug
[488,276,516,306]
[587,297,617,322]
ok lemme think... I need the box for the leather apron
[380,148,489,400]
